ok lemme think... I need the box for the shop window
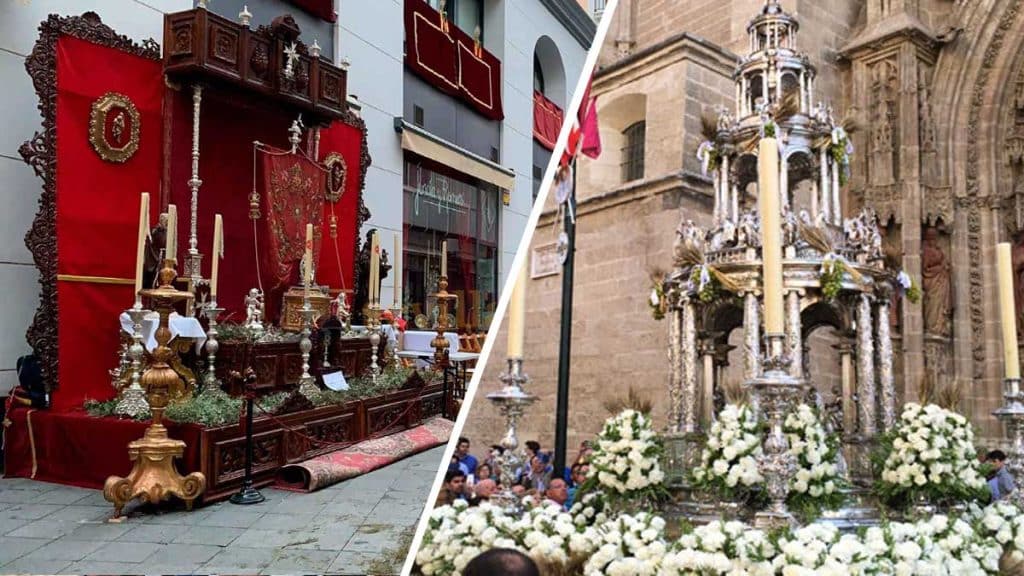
[621,121,646,182]
[402,156,500,331]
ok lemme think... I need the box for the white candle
[997,243,1020,380]
[166,204,177,263]
[507,262,526,358]
[441,240,448,277]
[134,192,150,303]
[758,138,784,334]
[370,231,379,304]
[211,214,223,300]
[304,223,314,299]
[393,233,401,307]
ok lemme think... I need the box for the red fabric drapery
[256,148,326,322]
[283,0,337,23]
[3,407,202,489]
[53,36,163,411]
[315,122,363,293]
[404,0,504,120]
[533,91,564,151]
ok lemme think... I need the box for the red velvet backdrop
[316,122,363,293]
[167,91,362,321]
[405,0,504,120]
[53,36,163,412]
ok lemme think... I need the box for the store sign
[413,165,470,216]
[531,242,561,278]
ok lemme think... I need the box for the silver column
[667,295,683,434]
[856,293,877,438]
[876,288,896,431]
[681,295,699,434]
[744,291,762,381]
[786,289,803,379]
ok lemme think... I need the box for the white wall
[336,0,405,306]
[0,0,190,393]
[496,0,588,289]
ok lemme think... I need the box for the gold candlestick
[104,260,206,517]
[432,276,455,368]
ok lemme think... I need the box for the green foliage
[820,258,845,301]
[690,266,720,303]
[84,366,429,426]
[905,279,922,304]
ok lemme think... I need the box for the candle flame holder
[750,332,804,530]
[203,303,224,390]
[367,303,383,382]
[432,276,455,368]
[115,305,150,418]
[298,299,319,400]
[104,260,206,517]
[994,378,1024,510]
[487,357,536,514]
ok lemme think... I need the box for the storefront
[402,154,501,332]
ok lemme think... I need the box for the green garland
[763,121,777,138]
[829,137,851,187]
[820,258,845,301]
[690,266,720,303]
[905,278,922,304]
[649,281,666,321]
[85,366,429,426]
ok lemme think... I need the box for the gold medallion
[323,152,348,203]
[89,92,141,163]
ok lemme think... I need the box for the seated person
[567,463,589,507]
[517,454,553,493]
[455,436,478,475]
[469,479,497,506]
[476,463,494,483]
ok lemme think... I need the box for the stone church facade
[464,0,1024,453]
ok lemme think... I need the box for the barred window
[621,121,645,182]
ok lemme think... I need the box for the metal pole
[553,163,577,476]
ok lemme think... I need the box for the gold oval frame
[324,151,348,203]
[89,92,140,163]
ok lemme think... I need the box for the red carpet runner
[275,417,453,492]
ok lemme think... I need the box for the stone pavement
[0,445,443,575]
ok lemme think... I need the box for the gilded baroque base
[103,423,206,517]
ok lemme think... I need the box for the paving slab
[0,444,446,573]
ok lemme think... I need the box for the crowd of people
[435,436,593,511]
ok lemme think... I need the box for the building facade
[0,0,593,392]
[467,0,1024,453]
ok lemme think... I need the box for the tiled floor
[0,445,443,575]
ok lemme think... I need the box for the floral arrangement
[581,512,667,576]
[896,270,922,304]
[875,403,988,508]
[829,126,854,187]
[648,280,667,321]
[820,256,847,300]
[977,501,1024,566]
[784,403,846,520]
[688,264,720,303]
[579,409,668,508]
[661,520,776,575]
[691,404,764,501]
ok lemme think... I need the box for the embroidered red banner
[533,91,564,151]
[257,148,326,321]
[405,0,504,120]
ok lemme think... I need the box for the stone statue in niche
[922,226,952,337]
[880,222,902,331]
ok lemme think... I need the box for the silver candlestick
[994,378,1024,509]
[298,301,319,399]
[203,303,224,389]
[487,357,536,514]
[115,306,150,418]
[750,333,804,530]
[367,303,383,382]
